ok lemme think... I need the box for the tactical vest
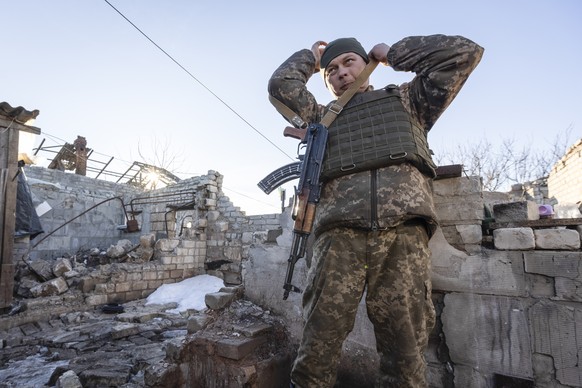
[320,85,437,182]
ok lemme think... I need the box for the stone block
[53,258,73,277]
[30,277,69,297]
[56,370,82,388]
[433,175,482,196]
[433,196,484,224]
[493,201,540,222]
[205,292,236,310]
[29,260,54,281]
[216,336,267,360]
[530,301,582,387]
[554,203,582,219]
[524,251,582,280]
[140,233,156,249]
[187,314,212,333]
[223,271,242,285]
[85,294,108,306]
[78,277,97,293]
[430,229,526,296]
[110,323,140,339]
[555,277,582,302]
[493,228,535,250]
[442,293,533,379]
[233,323,272,338]
[455,224,483,245]
[155,239,180,252]
[534,229,581,250]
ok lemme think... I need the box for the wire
[103,0,294,162]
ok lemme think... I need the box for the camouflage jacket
[268,35,484,237]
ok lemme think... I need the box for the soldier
[268,35,483,387]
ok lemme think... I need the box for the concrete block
[534,229,580,250]
[430,229,526,296]
[205,292,236,310]
[456,224,483,245]
[187,314,212,333]
[216,336,267,360]
[30,277,69,297]
[555,278,582,302]
[554,203,582,219]
[140,233,156,248]
[110,323,140,339]
[530,301,582,386]
[524,251,582,280]
[85,294,108,306]
[53,258,73,277]
[442,293,533,379]
[155,239,180,252]
[434,197,484,224]
[433,176,482,197]
[493,228,535,250]
[493,201,540,222]
[234,323,272,338]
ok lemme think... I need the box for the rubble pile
[1,293,292,387]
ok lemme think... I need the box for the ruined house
[1,104,582,387]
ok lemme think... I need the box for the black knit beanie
[320,38,369,70]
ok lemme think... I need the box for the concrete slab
[442,293,533,379]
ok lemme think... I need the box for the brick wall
[24,166,143,259]
[20,166,282,308]
[548,138,582,205]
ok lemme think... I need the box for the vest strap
[269,59,378,129]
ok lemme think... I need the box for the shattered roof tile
[0,101,39,124]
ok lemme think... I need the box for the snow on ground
[145,274,225,313]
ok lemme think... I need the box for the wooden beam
[0,126,19,309]
[0,117,41,135]
[489,218,582,230]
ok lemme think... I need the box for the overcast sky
[3,0,581,214]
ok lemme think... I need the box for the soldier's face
[324,52,369,97]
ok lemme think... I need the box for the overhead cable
[103,0,294,161]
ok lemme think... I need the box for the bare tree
[128,135,186,190]
[435,125,574,191]
[137,135,184,173]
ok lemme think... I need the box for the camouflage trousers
[291,222,436,388]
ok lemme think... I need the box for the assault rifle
[258,123,328,299]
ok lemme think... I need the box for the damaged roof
[0,101,39,124]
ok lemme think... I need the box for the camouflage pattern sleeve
[267,49,323,125]
[387,35,484,132]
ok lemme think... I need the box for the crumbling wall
[548,138,582,205]
[245,174,582,387]
[23,165,143,260]
[17,167,281,314]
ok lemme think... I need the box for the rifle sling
[269,59,378,129]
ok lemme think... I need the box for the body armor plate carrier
[321,85,437,182]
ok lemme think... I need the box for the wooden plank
[0,116,41,135]
[489,218,582,230]
[0,126,19,308]
[434,164,463,180]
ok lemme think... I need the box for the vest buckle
[389,152,408,160]
[340,163,356,172]
[328,103,343,115]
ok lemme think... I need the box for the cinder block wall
[24,166,143,260]
[21,166,282,308]
[548,138,582,205]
